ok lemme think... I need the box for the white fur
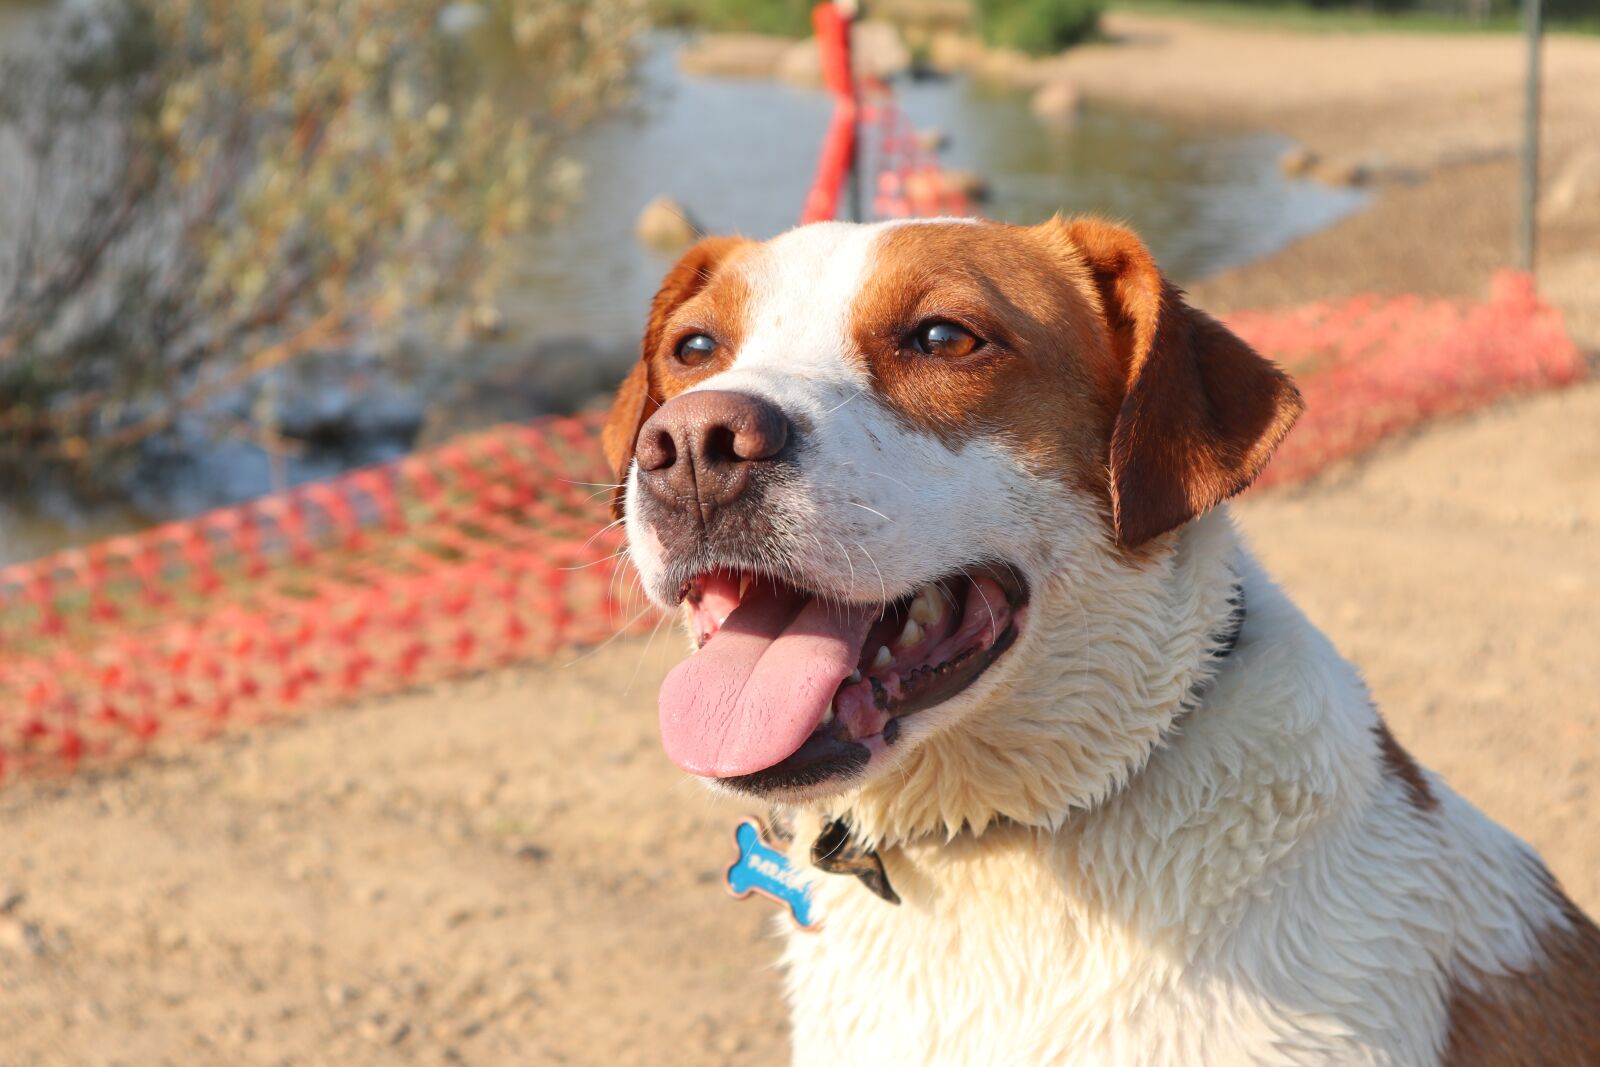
[621,222,1572,1065]
[625,221,1037,612]
[624,221,1055,800]
[784,518,1561,1066]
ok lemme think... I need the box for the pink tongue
[659,581,876,778]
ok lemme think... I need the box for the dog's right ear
[600,360,654,521]
[601,236,749,520]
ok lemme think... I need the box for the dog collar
[724,584,1246,925]
[723,810,899,930]
[810,814,901,905]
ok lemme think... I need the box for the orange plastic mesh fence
[1241,272,1584,489]
[0,415,648,780]
[0,275,1583,783]
[0,2,1587,782]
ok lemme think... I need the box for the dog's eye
[675,333,718,365]
[910,321,983,359]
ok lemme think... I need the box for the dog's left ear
[1059,219,1305,548]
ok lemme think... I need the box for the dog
[602,218,1600,1065]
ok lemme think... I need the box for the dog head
[605,218,1301,825]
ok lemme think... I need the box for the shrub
[0,0,641,485]
[976,0,1106,53]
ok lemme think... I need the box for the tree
[0,0,640,485]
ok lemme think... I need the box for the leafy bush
[0,0,641,485]
[976,0,1106,52]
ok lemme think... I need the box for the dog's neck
[822,510,1246,849]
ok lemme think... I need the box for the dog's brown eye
[676,333,718,365]
[911,321,982,359]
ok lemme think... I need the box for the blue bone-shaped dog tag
[725,819,819,930]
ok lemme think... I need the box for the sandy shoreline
[1048,14,1600,169]
[1054,14,1600,350]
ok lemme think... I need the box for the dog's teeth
[908,585,943,625]
[821,701,836,726]
[896,617,925,649]
[871,645,893,670]
[738,574,752,598]
[846,669,862,685]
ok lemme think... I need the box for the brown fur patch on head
[847,218,1304,548]
[602,236,754,518]
[1372,718,1438,813]
[848,221,1122,504]
[1441,867,1600,1065]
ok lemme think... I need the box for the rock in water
[945,168,990,203]
[1311,158,1372,188]
[1030,80,1081,127]
[635,195,702,253]
[1279,145,1320,178]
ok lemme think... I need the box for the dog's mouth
[657,564,1028,794]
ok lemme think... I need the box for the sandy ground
[2,14,1598,1067]
[1054,14,1600,350]
[1054,13,1600,173]
[1,381,1594,1067]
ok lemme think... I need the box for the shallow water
[503,38,1366,347]
[0,26,1366,566]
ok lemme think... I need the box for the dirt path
[2,382,1595,1067]
[1055,13,1600,172]
[1048,14,1600,350]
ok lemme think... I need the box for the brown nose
[635,390,789,521]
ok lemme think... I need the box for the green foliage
[650,0,816,36]
[0,0,642,481]
[976,0,1106,53]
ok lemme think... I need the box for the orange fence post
[801,3,856,224]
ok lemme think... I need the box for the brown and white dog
[602,218,1600,1065]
